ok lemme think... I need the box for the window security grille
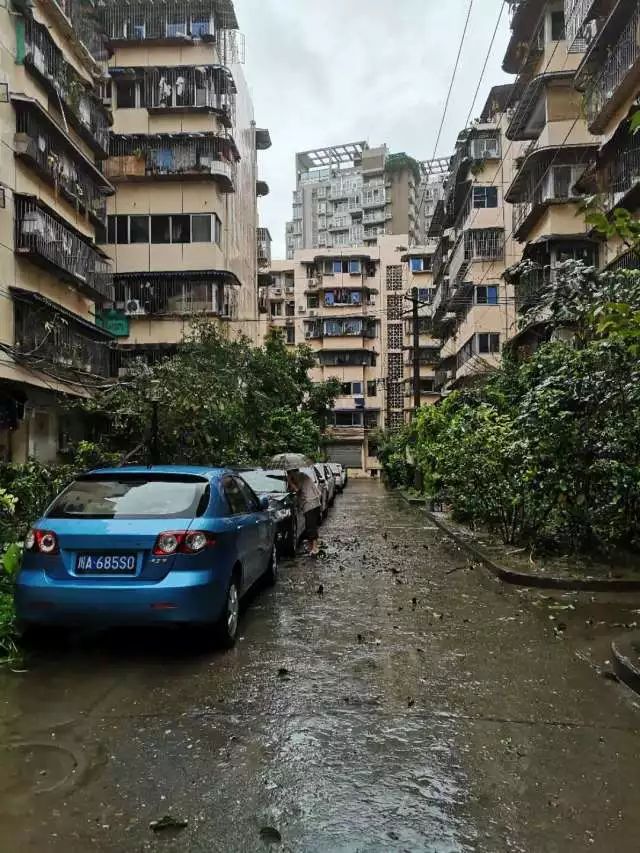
[386,265,403,291]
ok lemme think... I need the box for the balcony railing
[15,196,113,301]
[106,134,237,191]
[257,227,271,268]
[565,0,599,47]
[584,4,640,131]
[405,347,440,365]
[511,160,587,236]
[304,318,377,339]
[13,293,112,378]
[14,102,110,225]
[464,229,504,261]
[32,0,110,65]
[514,265,553,311]
[23,17,111,157]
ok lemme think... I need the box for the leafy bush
[378,264,640,554]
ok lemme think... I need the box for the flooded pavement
[1,479,640,852]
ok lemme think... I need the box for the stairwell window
[472,186,498,208]
[477,332,500,354]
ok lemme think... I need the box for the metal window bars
[15,106,108,224]
[257,227,271,268]
[464,229,504,261]
[602,138,640,208]
[23,18,111,156]
[107,133,237,189]
[565,0,597,50]
[114,274,228,316]
[584,4,640,129]
[13,297,111,377]
[143,66,236,125]
[15,196,113,301]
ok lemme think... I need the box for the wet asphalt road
[1,479,640,853]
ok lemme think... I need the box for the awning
[113,269,242,288]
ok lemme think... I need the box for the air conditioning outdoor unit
[124,299,146,316]
[309,310,318,317]
[305,331,312,339]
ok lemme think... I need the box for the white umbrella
[269,453,313,470]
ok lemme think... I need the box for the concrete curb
[612,637,640,696]
[420,507,640,593]
[394,489,425,508]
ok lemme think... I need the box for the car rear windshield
[46,475,210,519]
[241,471,288,494]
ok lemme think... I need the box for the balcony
[565,0,608,47]
[317,350,377,367]
[113,271,238,317]
[304,318,377,340]
[507,148,595,239]
[514,264,553,311]
[31,0,109,71]
[361,191,389,209]
[100,0,239,47]
[404,347,440,366]
[15,196,113,301]
[22,17,111,157]
[111,65,236,127]
[600,132,640,210]
[106,133,238,191]
[13,96,113,225]
[13,288,113,378]
[257,227,272,268]
[581,1,640,133]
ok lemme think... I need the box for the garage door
[326,442,362,469]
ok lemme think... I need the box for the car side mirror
[259,496,270,511]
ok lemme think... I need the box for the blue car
[15,466,277,647]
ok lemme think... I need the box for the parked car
[240,469,305,557]
[322,463,336,506]
[328,462,346,492]
[313,464,330,518]
[15,466,277,648]
[302,466,327,521]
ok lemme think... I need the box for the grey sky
[236,0,512,259]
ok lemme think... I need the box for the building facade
[503,0,602,351]
[98,0,270,373]
[0,0,113,461]
[427,86,523,394]
[285,143,422,259]
[260,235,441,473]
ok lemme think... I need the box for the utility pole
[411,286,420,418]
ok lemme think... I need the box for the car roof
[85,465,229,480]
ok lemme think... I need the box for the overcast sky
[236,0,512,259]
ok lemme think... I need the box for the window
[191,15,212,37]
[106,215,129,245]
[420,378,435,393]
[223,476,249,515]
[271,302,283,317]
[334,412,364,427]
[115,79,137,109]
[476,285,498,305]
[214,213,222,246]
[286,326,295,345]
[367,380,377,397]
[171,215,191,243]
[47,475,209,519]
[418,288,433,303]
[473,186,498,209]
[236,478,260,513]
[307,295,319,309]
[551,10,565,41]
[192,214,212,243]
[410,257,427,273]
[340,382,363,396]
[332,260,342,275]
[150,215,171,244]
[130,215,149,244]
[349,259,361,275]
[477,332,500,354]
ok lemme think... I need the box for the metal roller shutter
[326,442,362,469]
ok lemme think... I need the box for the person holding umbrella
[287,468,322,556]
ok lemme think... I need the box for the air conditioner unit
[305,331,312,340]
[102,96,113,108]
[298,306,306,314]
[124,299,146,316]
[309,310,318,317]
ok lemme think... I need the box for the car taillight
[153,531,215,556]
[25,529,59,555]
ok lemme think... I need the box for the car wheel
[283,517,297,557]
[265,545,278,586]
[214,575,240,648]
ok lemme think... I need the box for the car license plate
[76,554,137,575]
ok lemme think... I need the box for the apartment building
[97,0,269,372]
[501,0,601,350]
[568,0,640,272]
[0,0,114,461]
[428,86,522,394]
[285,143,421,259]
[259,235,441,471]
